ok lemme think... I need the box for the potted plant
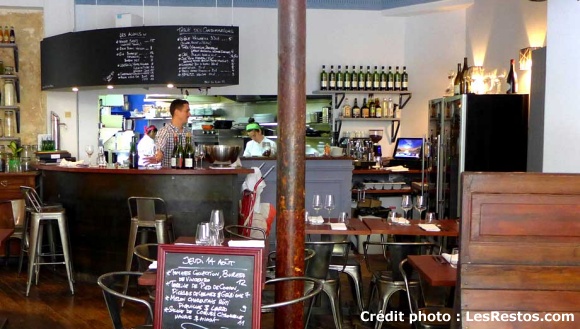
[6,141,23,172]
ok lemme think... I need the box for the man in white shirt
[137,124,157,166]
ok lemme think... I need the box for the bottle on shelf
[351,66,358,91]
[3,79,16,106]
[453,63,462,95]
[357,66,365,91]
[2,26,8,43]
[387,66,394,91]
[369,97,376,117]
[374,98,382,118]
[380,66,387,91]
[361,98,370,118]
[170,133,178,169]
[336,65,343,90]
[176,135,185,169]
[328,65,336,90]
[506,59,518,94]
[461,57,470,94]
[9,26,14,44]
[344,66,351,90]
[388,98,395,118]
[320,65,328,90]
[401,66,408,91]
[373,66,380,91]
[394,66,402,91]
[184,133,194,169]
[342,97,352,118]
[352,98,361,118]
[365,66,373,91]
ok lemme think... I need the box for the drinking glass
[414,195,427,219]
[209,209,225,230]
[425,212,437,223]
[312,194,322,216]
[324,194,335,222]
[338,211,350,226]
[196,222,210,245]
[85,145,94,166]
[195,145,205,169]
[401,195,413,219]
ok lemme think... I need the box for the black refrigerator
[427,94,529,219]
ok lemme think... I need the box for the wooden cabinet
[0,172,37,200]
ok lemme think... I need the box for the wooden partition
[460,172,580,328]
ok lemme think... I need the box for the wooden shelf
[352,188,412,195]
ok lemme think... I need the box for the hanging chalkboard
[155,244,262,329]
[41,25,239,90]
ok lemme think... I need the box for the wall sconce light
[519,47,540,71]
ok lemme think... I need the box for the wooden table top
[0,228,14,248]
[305,217,371,235]
[407,255,457,287]
[362,218,459,237]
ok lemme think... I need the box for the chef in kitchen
[243,118,277,157]
[137,124,158,167]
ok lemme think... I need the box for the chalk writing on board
[115,31,156,82]
[162,254,254,328]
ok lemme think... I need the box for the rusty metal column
[275,0,307,328]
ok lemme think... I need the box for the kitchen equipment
[203,145,240,167]
[369,129,383,158]
[51,111,67,150]
[201,124,213,131]
[213,120,234,129]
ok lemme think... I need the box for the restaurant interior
[1,1,579,329]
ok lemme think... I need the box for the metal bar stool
[123,197,174,298]
[20,186,74,297]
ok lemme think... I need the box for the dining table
[305,217,371,235]
[362,218,459,237]
[407,254,457,287]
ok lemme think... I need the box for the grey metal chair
[21,186,74,297]
[97,271,153,329]
[305,240,351,329]
[363,241,439,329]
[328,238,365,313]
[261,276,324,321]
[266,248,316,279]
[399,259,452,329]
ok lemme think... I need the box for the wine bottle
[387,66,394,91]
[329,65,336,90]
[351,66,358,91]
[401,66,409,91]
[352,98,361,118]
[170,133,178,169]
[342,97,352,118]
[453,63,462,95]
[461,57,469,94]
[129,138,138,169]
[184,133,194,169]
[320,65,328,90]
[373,66,380,91]
[380,66,387,91]
[506,59,518,94]
[176,135,185,169]
[358,66,365,91]
[365,66,373,91]
[369,97,376,117]
[344,66,351,90]
[361,98,370,118]
[336,65,343,90]
[394,66,402,91]
[374,98,382,118]
[9,26,15,44]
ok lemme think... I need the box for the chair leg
[123,219,140,299]
[374,285,405,329]
[18,212,30,276]
[26,216,40,297]
[322,281,343,329]
[343,267,365,313]
[367,278,377,312]
[35,224,44,286]
[56,215,75,295]
[154,219,167,244]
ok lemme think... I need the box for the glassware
[401,195,413,219]
[338,211,350,226]
[4,110,15,137]
[425,212,437,223]
[195,144,205,169]
[97,146,107,168]
[195,222,210,246]
[414,195,427,219]
[85,145,94,166]
[209,209,225,230]
[324,194,335,222]
[3,79,15,106]
[311,194,322,216]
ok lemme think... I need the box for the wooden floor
[0,255,410,329]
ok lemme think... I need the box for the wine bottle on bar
[461,57,469,94]
[129,138,138,169]
[365,66,373,91]
[184,133,194,169]
[336,65,344,90]
[344,66,352,90]
[176,135,185,169]
[454,63,462,95]
[170,133,178,169]
[380,66,387,91]
[506,59,518,94]
[387,66,394,91]
[394,66,402,91]
[320,65,328,91]
[329,65,336,90]
[401,66,409,91]
[358,66,365,91]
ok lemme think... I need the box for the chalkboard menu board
[41,25,239,90]
[155,244,262,329]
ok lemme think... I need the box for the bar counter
[38,164,252,281]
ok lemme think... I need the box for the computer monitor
[392,137,423,160]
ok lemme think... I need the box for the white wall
[543,1,580,173]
